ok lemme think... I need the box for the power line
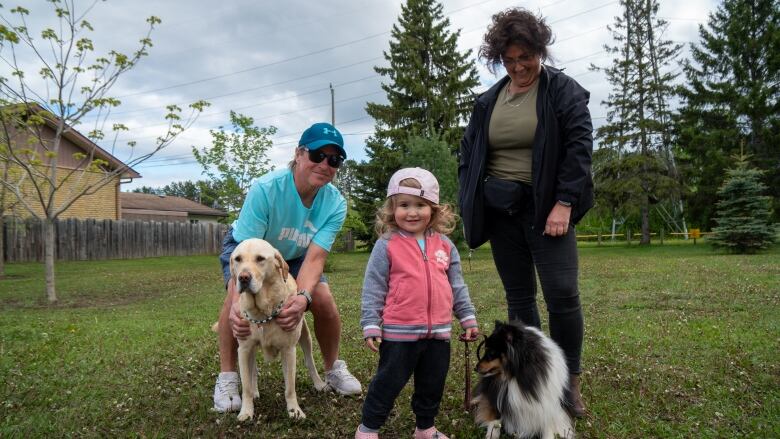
[100,21,612,130]
[115,0,519,100]
[549,1,617,24]
[117,31,390,98]
[104,41,611,150]
[115,0,615,102]
[104,58,382,116]
[115,0,687,169]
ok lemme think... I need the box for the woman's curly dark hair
[479,8,554,74]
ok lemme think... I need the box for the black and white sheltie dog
[471,320,574,439]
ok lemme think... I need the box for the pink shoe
[414,427,449,439]
[355,426,379,439]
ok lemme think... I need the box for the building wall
[2,164,119,220]
[188,214,225,224]
[7,121,96,170]
[121,208,188,223]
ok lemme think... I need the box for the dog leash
[242,300,285,325]
[459,332,476,411]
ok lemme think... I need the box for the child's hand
[464,326,479,341]
[365,336,382,352]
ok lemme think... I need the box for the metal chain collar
[243,300,285,325]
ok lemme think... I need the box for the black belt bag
[482,176,531,215]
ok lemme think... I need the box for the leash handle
[459,333,475,411]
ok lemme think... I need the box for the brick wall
[2,164,119,220]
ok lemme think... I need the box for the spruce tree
[710,154,776,253]
[353,0,479,242]
[591,0,682,244]
[676,0,779,228]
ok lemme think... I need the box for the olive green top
[486,79,539,183]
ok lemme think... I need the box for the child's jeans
[361,339,450,430]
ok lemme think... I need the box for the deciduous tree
[192,111,274,220]
[0,1,207,302]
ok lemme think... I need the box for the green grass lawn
[0,243,778,438]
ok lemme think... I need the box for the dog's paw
[486,421,502,439]
[237,410,254,422]
[313,380,328,392]
[287,406,306,420]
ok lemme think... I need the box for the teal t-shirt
[231,168,347,260]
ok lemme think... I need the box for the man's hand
[275,294,307,331]
[365,336,382,352]
[544,203,572,237]
[230,300,251,340]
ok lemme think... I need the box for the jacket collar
[396,229,433,239]
[476,65,562,107]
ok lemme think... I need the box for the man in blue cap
[214,122,362,412]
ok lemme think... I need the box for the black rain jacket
[458,66,594,249]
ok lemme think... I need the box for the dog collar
[243,300,285,325]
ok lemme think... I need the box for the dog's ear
[493,320,506,337]
[274,250,289,281]
[495,320,517,343]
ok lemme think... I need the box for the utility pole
[330,83,335,126]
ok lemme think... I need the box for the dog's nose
[238,271,252,287]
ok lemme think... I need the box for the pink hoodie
[360,230,477,341]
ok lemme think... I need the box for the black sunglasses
[304,147,344,168]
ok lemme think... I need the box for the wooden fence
[2,217,229,262]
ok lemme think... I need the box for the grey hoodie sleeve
[442,235,478,329]
[360,237,390,338]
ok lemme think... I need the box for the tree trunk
[0,216,5,277]
[641,198,651,245]
[44,217,57,303]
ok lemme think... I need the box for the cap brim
[304,139,347,158]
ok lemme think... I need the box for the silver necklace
[503,82,534,107]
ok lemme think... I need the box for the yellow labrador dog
[229,238,327,421]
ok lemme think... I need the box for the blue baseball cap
[298,122,347,158]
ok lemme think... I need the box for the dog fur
[229,238,327,421]
[472,320,574,439]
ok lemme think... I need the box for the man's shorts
[219,227,327,288]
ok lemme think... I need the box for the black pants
[487,197,584,374]
[361,339,450,430]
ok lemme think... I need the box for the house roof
[120,192,228,217]
[5,103,142,179]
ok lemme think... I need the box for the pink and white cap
[387,167,440,205]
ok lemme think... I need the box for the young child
[355,167,479,439]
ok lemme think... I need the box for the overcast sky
[5,0,718,191]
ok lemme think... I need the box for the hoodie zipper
[420,234,433,337]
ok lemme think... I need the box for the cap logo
[322,127,337,137]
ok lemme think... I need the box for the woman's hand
[230,300,251,340]
[365,336,382,352]
[464,326,480,341]
[544,203,572,236]
[275,295,307,331]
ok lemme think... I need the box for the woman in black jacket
[458,7,593,417]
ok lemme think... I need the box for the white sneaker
[213,371,241,412]
[325,359,362,395]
